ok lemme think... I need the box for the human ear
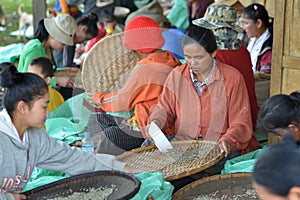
[16,101,29,114]
[287,187,300,200]
[256,19,264,29]
[211,50,217,58]
[81,26,87,33]
[288,123,300,142]
[288,123,298,132]
[44,76,51,85]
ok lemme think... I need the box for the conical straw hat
[82,32,139,93]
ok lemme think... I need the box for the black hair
[241,3,273,36]
[33,19,50,43]
[0,62,48,114]
[30,57,55,78]
[182,25,217,54]
[257,92,300,133]
[77,13,99,38]
[253,133,300,196]
[102,9,116,22]
[0,62,16,73]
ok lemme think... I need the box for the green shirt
[18,39,56,86]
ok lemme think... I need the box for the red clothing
[86,25,106,52]
[258,50,272,74]
[216,45,259,128]
[94,50,181,134]
[150,61,259,154]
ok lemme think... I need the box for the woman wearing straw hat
[53,12,99,69]
[192,4,259,129]
[18,14,77,89]
[87,16,181,155]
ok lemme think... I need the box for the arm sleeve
[36,131,125,175]
[149,72,177,136]
[218,74,254,152]
[94,64,163,113]
[258,50,272,74]
[0,192,14,200]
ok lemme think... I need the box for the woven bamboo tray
[172,173,259,200]
[116,140,224,181]
[23,170,141,200]
[81,32,139,94]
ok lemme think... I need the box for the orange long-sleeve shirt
[94,50,181,135]
[150,61,259,154]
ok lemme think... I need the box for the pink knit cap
[123,16,165,53]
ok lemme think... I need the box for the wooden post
[32,0,47,31]
[268,0,285,145]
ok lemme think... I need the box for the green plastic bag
[131,172,174,200]
[45,93,95,144]
[166,0,189,30]
[221,148,266,174]
[0,43,25,63]
[46,93,135,144]
[22,167,70,193]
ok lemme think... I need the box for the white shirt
[247,29,271,72]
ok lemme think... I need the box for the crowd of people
[1,1,298,200]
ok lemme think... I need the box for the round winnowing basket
[116,140,224,181]
[22,170,141,200]
[81,32,139,93]
[172,172,259,200]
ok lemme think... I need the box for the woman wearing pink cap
[87,16,182,155]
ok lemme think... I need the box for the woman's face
[240,14,259,39]
[49,36,65,51]
[183,42,214,77]
[25,92,49,129]
[75,25,93,43]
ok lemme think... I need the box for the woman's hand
[12,193,26,200]
[219,141,232,157]
[56,76,74,88]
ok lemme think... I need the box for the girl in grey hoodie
[0,63,138,200]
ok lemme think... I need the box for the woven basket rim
[116,140,225,181]
[23,170,141,199]
[172,172,253,199]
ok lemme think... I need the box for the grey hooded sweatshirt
[0,109,125,200]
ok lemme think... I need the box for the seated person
[28,57,65,113]
[253,133,300,200]
[0,63,139,199]
[192,4,259,128]
[87,16,181,155]
[53,13,99,68]
[240,3,273,74]
[147,26,258,176]
[256,91,300,142]
[18,14,77,88]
